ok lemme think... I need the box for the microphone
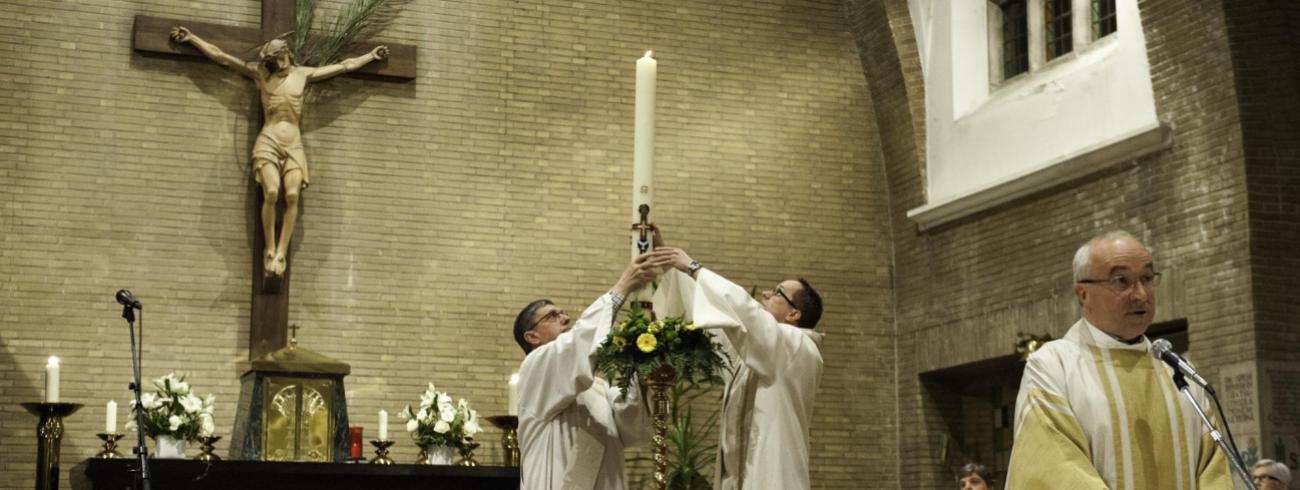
[1151,338,1212,393]
[116,289,142,309]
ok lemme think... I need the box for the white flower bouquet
[126,373,216,442]
[401,383,482,455]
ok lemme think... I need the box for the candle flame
[644,50,653,58]
[47,355,59,366]
[510,373,520,383]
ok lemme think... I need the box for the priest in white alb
[512,253,663,490]
[649,243,825,490]
[1006,231,1229,489]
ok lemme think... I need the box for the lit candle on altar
[45,356,60,403]
[508,372,519,416]
[378,409,389,441]
[630,51,657,259]
[106,400,118,434]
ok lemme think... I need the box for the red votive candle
[349,426,364,459]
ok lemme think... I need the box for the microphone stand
[1171,373,1252,489]
[122,305,152,490]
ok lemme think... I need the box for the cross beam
[129,0,417,360]
[131,2,416,81]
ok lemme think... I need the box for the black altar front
[71,458,519,490]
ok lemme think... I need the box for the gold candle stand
[22,402,83,490]
[96,433,124,459]
[485,415,519,467]
[195,435,222,463]
[647,365,678,490]
[369,440,395,464]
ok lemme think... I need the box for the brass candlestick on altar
[195,435,222,463]
[646,365,678,490]
[369,440,395,465]
[22,402,83,490]
[485,415,519,467]
[96,433,124,459]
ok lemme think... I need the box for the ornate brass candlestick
[485,415,519,467]
[369,440,395,465]
[195,435,222,463]
[22,402,83,490]
[646,365,678,490]
[96,433,124,459]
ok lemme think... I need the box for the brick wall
[0,0,894,488]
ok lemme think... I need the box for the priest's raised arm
[649,246,825,490]
[512,253,662,490]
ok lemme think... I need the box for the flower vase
[153,435,188,459]
[416,444,456,465]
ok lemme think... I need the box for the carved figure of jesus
[170,26,388,277]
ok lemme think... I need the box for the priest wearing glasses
[648,238,825,490]
[1006,231,1229,489]
[512,253,666,490]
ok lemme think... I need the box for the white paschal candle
[630,51,656,260]
[378,409,389,441]
[508,373,520,416]
[106,400,117,434]
[45,356,60,403]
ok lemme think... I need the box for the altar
[71,459,519,490]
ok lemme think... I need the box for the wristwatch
[687,260,702,278]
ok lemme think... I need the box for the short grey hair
[1072,230,1144,283]
[1253,459,1292,485]
[956,462,995,486]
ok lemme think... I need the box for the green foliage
[292,0,408,67]
[592,306,727,396]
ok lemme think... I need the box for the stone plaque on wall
[1216,361,1261,462]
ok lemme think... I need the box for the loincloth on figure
[251,130,310,188]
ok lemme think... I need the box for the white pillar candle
[106,400,118,434]
[378,409,389,441]
[508,373,520,416]
[630,51,657,259]
[45,356,60,403]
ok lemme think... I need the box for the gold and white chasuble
[1007,319,1230,489]
[517,293,652,490]
[655,269,824,490]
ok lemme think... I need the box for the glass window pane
[1092,0,1117,39]
[1047,0,1073,59]
[1001,0,1029,79]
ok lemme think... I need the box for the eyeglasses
[1077,271,1162,293]
[530,308,566,330]
[1252,474,1281,482]
[774,285,799,310]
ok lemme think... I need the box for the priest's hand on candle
[648,247,694,274]
[612,252,669,297]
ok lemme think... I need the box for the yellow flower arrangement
[637,333,657,353]
[592,306,726,396]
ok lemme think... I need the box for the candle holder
[646,365,678,490]
[369,440,395,465]
[486,415,519,467]
[347,426,365,462]
[195,435,222,463]
[96,433,124,459]
[22,402,83,490]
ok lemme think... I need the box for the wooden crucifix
[132,0,417,360]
